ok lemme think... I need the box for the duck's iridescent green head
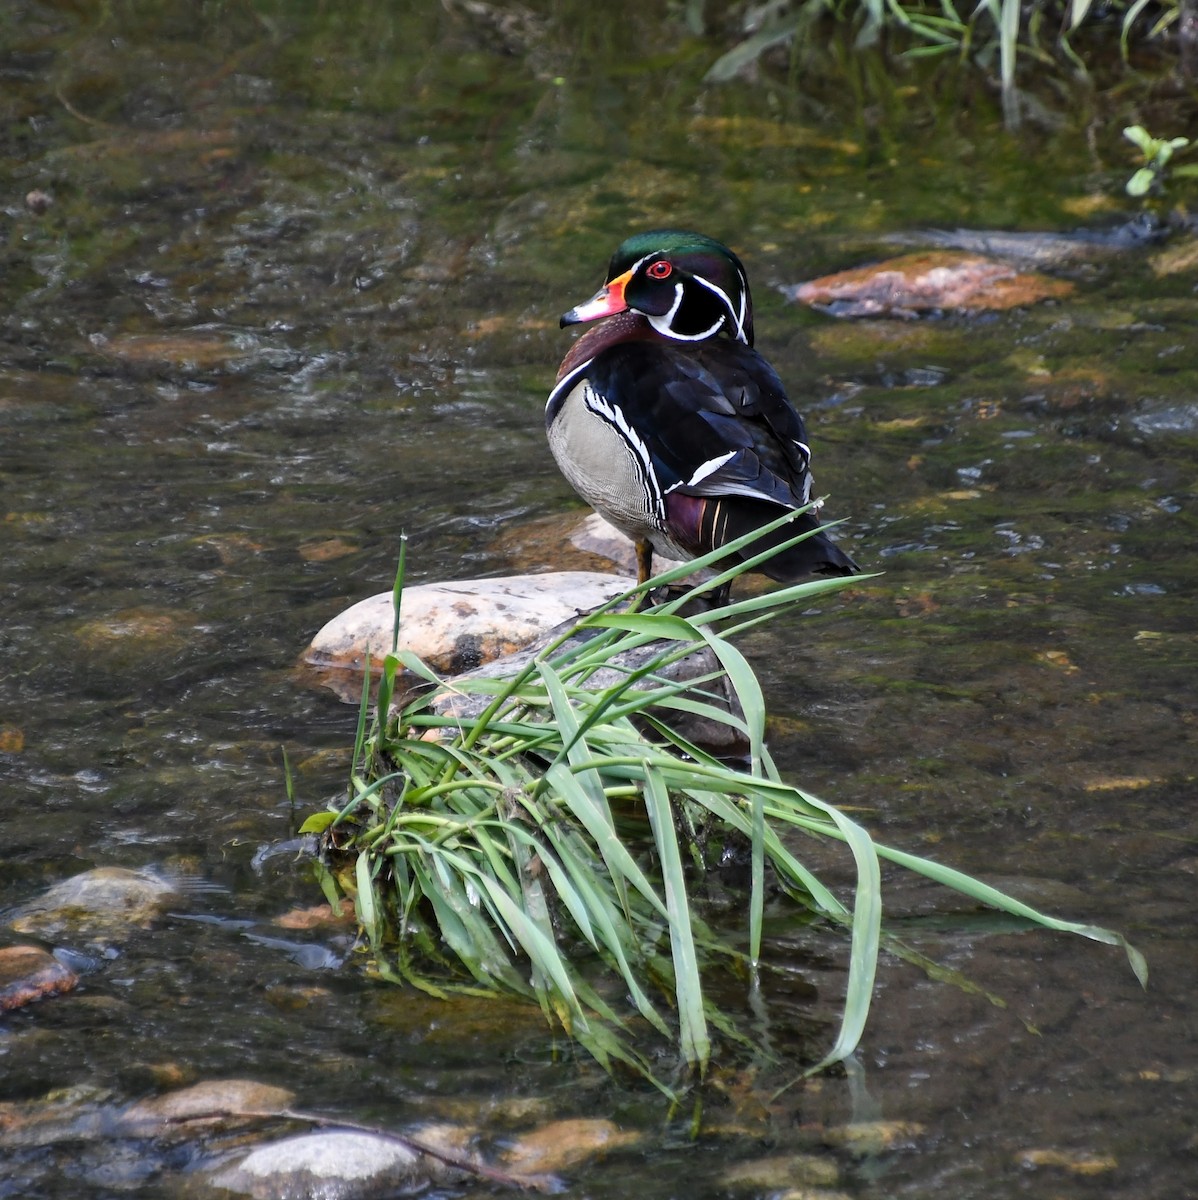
[561,229,754,346]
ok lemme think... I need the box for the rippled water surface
[2,3,1197,1197]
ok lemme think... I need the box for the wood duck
[546,229,859,590]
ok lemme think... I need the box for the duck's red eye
[646,260,672,280]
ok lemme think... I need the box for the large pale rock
[303,565,747,753]
[304,571,636,681]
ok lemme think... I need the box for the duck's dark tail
[669,494,859,581]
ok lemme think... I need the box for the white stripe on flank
[581,385,665,521]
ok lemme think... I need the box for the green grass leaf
[643,764,710,1070]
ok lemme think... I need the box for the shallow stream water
[2,3,1197,1197]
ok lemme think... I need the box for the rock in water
[303,571,635,684]
[119,1079,296,1135]
[208,1130,459,1199]
[7,867,179,946]
[501,1118,641,1173]
[0,945,78,1012]
[787,251,1074,318]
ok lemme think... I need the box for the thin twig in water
[55,87,119,130]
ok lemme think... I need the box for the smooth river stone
[0,945,78,1012]
[208,1130,460,1199]
[787,250,1074,317]
[303,571,636,679]
[7,867,179,945]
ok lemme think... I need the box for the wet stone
[7,867,179,946]
[303,570,636,682]
[272,900,355,931]
[817,1119,925,1155]
[0,945,79,1012]
[119,1079,297,1136]
[0,1084,112,1149]
[1016,1147,1118,1174]
[490,510,637,575]
[494,512,714,586]
[775,1191,855,1200]
[787,251,1075,317]
[95,330,259,371]
[720,1152,841,1190]
[74,607,187,651]
[568,513,639,574]
[501,1117,642,1174]
[72,608,193,676]
[1150,236,1198,276]
[1130,400,1198,437]
[25,188,53,213]
[206,1130,460,1200]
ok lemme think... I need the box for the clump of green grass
[704,0,1188,125]
[304,514,1145,1094]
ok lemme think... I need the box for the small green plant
[1123,124,1198,196]
[305,513,1145,1093]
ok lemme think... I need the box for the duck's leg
[636,539,654,586]
[626,539,654,611]
[708,577,732,610]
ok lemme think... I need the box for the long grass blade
[999,0,1020,124]
[544,761,670,923]
[390,534,407,655]
[643,764,710,1070]
[534,820,672,1036]
[355,850,381,952]
[873,843,1148,987]
[471,871,589,1028]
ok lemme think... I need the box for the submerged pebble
[1150,236,1198,276]
[119,1079,296,1136]
[817,1119,925,1154]
[0,945,79,1012]
[720,1151,841,1190]
[1016,1146,1118,1174]
[7,867,179,946]
[501,1117,641,1173]
[1130,401,1198,437]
